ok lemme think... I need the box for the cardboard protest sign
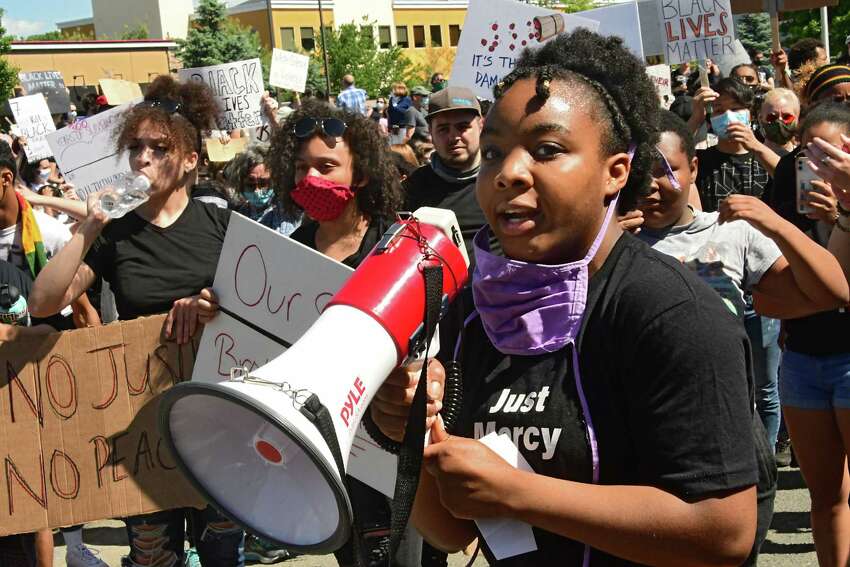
[449,0,599,100]
[0,315,204,537]
[574,1,645,59]
[18,71,71,115]
[646,64,673,107]
[192,214,400,497]
[269,49,310,93]
[99,79,143,106]
[9,94,56,164]
[205,136,248,162]
[658,0,735,64]
[717,38,753,76]
[179,59,264,131]
[46,100,140,199]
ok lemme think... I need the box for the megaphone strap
[227,366,312,408]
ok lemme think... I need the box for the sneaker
[184,547,201,567]
[775,438,792,468]
[244,535,293,564]
[66,544,108,567]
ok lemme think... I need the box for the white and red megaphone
[158,207,469,553]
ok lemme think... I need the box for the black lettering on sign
[89,343,124,410]
[6,360,43,426]
[49,450,80,500]
[45,354,78,420]
[133,431,154,475]
[156,437,176,471]
[89,435,110,489]
[5,454,46,514]
[110,432,129,482]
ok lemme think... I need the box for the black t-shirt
[696,147,772,213]
[84,200,231,320]
[762,149,850,355]
[289,217,391,269]
[449,235,758,566]
[404,164,487,268]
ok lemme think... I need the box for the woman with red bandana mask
[269,99,403,268]
[267,99,407,567]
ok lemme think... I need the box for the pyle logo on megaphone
[159,207,470,554]
[340,376,366,428]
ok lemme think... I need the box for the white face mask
[38,168,52,180]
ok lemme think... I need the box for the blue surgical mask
[242,188,274,208]
[38,168,51,181]
[710,109,750,140]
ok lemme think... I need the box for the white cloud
[4,17,54,38]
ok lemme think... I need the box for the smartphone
[796,156,819,214]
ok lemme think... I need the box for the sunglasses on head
[763,112,796,125]
[650,147,682,191]
[136,99,182,114]
[293,117,347,139]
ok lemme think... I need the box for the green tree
[22,30,62,41]
[0,10,19,103]
[735,14,772,54]
[175,0,262,68]
[780,0,850,60]
[315,19,417,97]
[527,0,602,13]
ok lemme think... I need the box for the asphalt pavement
[54,465,817,566]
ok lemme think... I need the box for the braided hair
[493,29,659,213]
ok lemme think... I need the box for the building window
[300,27,315,51]
[396,26,409,48]
[379,26,391,49]
[430,25,443,48]
[413,25,425,48]
[280,27,295,51]
[449,25,461,47]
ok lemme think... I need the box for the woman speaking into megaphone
[371,30,764,566]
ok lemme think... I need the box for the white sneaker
[66,543,109,567]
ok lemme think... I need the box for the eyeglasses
[763,112,796,125]
[293,117,347,139]
[136,99,182,114]
[650,147,682,191]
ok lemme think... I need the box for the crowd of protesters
[0,25,850,567]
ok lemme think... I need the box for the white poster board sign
[179,59,264,130]
[269,49,310,93]
[717,38,752,76]
[658,0,735,64]
[646,64,673,107]
[574,1,645,59]
[449,0,600,100]
[9,94,56,163]
[192,215,399,496]
[46,100,140,199]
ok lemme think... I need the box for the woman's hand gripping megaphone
[369,358,446,442]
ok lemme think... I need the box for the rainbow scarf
[16,192,48,278]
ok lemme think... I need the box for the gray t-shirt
[638,210,782,317]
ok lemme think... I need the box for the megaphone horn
[158,207,470,553]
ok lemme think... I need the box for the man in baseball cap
[404,85,486,265]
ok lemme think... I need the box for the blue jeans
[125,507,244,567]
[780,350,850,409]
[745,313,781,447]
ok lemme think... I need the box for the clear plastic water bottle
[98,173,152,219]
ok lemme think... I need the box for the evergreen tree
[735,14,772,54]
[0,10,19,103]
[175,0,262,68]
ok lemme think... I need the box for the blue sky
[0,0,92,37]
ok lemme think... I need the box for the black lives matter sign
[19,71,71,115]
[179,58,265,131]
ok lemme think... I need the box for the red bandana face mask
[290,175,356,221]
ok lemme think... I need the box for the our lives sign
[658,0,735,64]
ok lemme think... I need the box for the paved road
[55,465,816,566]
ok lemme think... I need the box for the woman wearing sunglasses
[758,89,800,160]
[29,76,244,567]
[267,99,407,567]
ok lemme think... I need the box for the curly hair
[493,29,659,213]
[116,75,218,156]
[268,99,403,220]
[788,38,824,71]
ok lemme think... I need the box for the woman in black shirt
[267,100,409,566]
[372,30,760,566]
[30,76,242,567]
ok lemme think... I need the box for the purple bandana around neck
[472,193,620,356]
